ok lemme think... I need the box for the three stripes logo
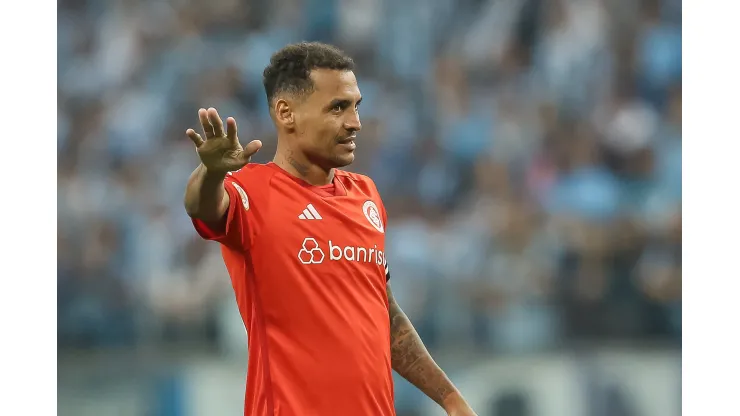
[298,204,323,220]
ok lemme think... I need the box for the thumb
[239,140,263,163]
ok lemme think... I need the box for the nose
[344,110,362,132]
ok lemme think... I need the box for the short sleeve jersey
[192,162,394,416]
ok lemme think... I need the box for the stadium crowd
[58,0,681,354]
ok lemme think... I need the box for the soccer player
[183,42,476,416]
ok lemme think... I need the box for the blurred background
[57,0,681,414]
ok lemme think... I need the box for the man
[184,42,476,416]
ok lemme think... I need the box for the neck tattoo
[288,156,309,177]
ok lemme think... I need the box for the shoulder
[227,163,277,187]
[228,162,274,177]
[224,163,279,205]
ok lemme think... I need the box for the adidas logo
[298,204,323,220]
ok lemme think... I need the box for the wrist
[200,164,229,181]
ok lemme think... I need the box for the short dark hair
[262,42,355,106]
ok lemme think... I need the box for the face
[290,69,363,168]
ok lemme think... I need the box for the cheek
[298,115,341,149]
[318,120,341,142]
[302,124,333,151]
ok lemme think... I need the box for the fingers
[226,117,238,141]
[239,139,263,163]
[198,108,215,138]
[186,129,204,147]
[244,140,263,156]
[207,108,225,137]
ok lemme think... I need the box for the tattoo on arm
[387,284,457,407]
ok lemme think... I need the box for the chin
[332,152,355,167]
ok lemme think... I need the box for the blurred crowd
[58,0,681,353]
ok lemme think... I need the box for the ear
[274,98,295,128]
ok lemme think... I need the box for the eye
[331,104,343,113]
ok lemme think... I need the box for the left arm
[387,283,476,415]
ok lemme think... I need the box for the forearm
[388,288,466,410]
[184,164,230,222]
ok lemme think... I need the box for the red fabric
[192,163,394,416]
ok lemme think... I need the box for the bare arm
[183,108,261,225]
[387,283,474,414]
[184,164,230,223]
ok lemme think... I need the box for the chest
[258,180,387,277]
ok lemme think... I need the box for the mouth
[337,134,357,150]
[339,140,356,151]
[337,133,357,144]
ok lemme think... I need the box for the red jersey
[192,162,395,416]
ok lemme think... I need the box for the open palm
[186,107,262,175]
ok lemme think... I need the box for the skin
[271,68,362,185]
[183,68,476,415]
[387,284,475,415]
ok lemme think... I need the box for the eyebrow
[327,97,363,110]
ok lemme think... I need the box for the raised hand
[187,108,262,175]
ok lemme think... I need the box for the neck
[273,142,334,186]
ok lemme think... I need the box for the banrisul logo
[298,237,385,266]
[297,238,325,264]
